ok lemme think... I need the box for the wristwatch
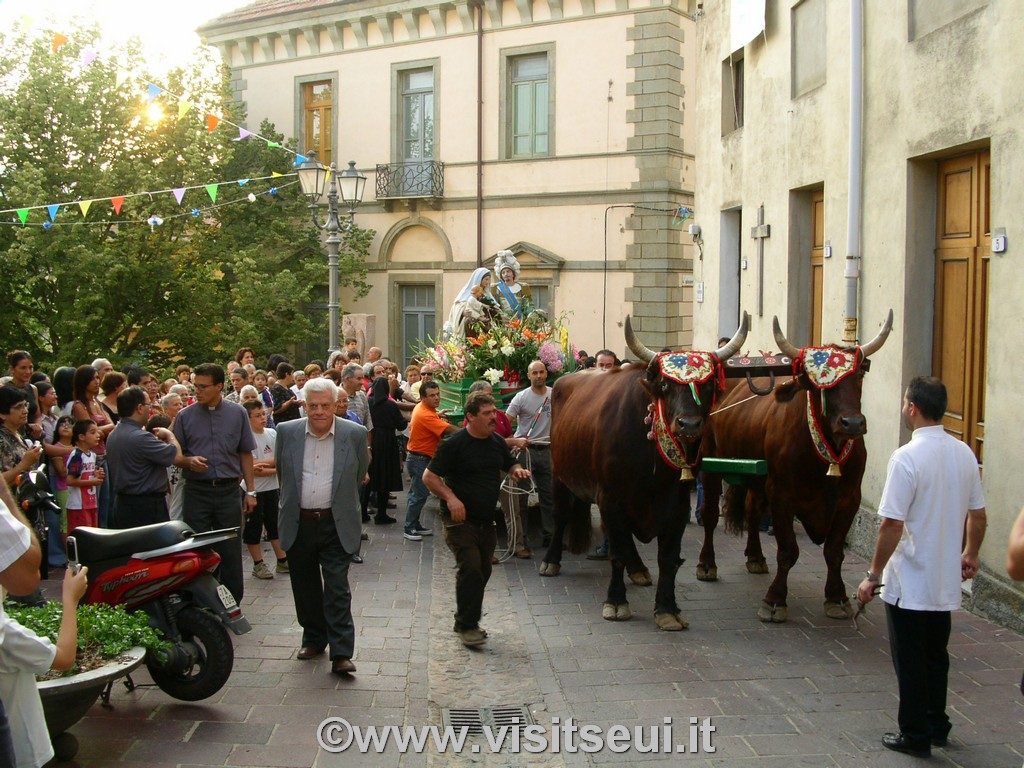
[245,490,257,498]
[865,570,880,583]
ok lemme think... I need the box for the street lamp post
[297,154,366,353]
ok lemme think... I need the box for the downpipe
[844,0,865,345]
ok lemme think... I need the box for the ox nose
[675,416,702,434]
[840,415,867,435]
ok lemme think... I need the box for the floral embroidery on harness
[648,351,724,476]
[793,346,862,475]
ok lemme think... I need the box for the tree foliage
[0,25,371,371]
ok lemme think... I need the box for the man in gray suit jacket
[275,378,369,676]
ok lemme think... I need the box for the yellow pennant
[177,100,190,120]
[78,200,92,217]
[271,171,284,177]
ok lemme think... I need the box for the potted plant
[4,601,166,762]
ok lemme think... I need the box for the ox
[696,312,893,622]
[541,313,749,630]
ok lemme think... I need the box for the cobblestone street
[53,490,1024,768]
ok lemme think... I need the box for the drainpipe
[843,0,864,345]
[476,1,484,267]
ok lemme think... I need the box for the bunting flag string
[0,172,297,218]
[2,181,298,229]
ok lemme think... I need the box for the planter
[437,378,475,414]
[38,646,146,762]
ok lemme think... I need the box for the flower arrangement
[417,313,576,386]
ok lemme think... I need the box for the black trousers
[885,601,952,742]
[183,482,244,604]
[286,515,355,660]
[113,493,169,529]
[444,521,497,631]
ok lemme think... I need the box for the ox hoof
[628,569,653,587]
[757,601,788,623]
[538,562,561,577]
[746,558,769,575]
[602,603,632,621]
[654,612,689,631]
[695,564,719,582]
[824,599,854,619]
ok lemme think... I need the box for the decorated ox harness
[792,346,864,477]
[644,351,726,482]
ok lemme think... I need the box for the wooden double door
[933,151,990,464]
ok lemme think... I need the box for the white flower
[500,344,515,356]
[483,368,502,385]
[487,339,497,349]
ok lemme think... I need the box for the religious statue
[492,250,531,319]
[444,267,501,337]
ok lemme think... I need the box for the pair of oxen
[539,310,893,630]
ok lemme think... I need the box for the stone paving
[45,488,1024,768]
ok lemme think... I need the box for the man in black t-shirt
[424,393,529,648]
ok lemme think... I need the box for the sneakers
[586,543,609,560]
[414,524,433,536]
[275,561,290,574]
[252,561,274,580]
[459,627,487,647]
[403,529,423,541]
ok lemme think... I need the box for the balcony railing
[375,160,444,200]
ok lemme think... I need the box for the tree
[0,25,371,371]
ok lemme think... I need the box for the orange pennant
[51,33,68,53]
[206,114,220,133]
[111,196,125,215]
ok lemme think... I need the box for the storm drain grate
[441,704,534,735]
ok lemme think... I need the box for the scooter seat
[72,521,195,564]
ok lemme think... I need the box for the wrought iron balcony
[375,160,444,203]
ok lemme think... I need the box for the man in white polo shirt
[856,376,987,758]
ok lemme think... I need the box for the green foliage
[0,24,372,371]
[4,600,168,674]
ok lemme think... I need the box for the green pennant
[205,184,218,203]
[16,209,29,224]
[267,141,280,148]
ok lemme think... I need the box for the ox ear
[773,379,802,402]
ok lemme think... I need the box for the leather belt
[408,451,432,459]
[300,508,332,521]
[188,477,241,487]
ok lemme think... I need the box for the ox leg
[540,479,584,577]
[821,499,859,619]
[654,516,688,631]
[758,493,799,624]
[744,492,770,575]
[623,537,652,587]
[601,512,632,621]
[696,473,721,582]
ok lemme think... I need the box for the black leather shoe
[882,732,930,757]
[351,554,364,564]
[931,732,949,747]
[331,657,356,675]
[296,645,325,660]
[374,515,398,525]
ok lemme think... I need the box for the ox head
[625,312,750,445]
[772,310,893,439]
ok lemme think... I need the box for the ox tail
[722,484,748,536]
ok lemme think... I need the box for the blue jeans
[404,453,431,532]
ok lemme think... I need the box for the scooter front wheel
[146,606,234,701]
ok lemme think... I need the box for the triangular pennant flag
[172,188,186,205]
[115,69,129,88]
[177,100,190,119]
[46,204,59,221]
[16,209,29,225]
[237,179,249,186]
[205,184,218,203]
[238,128,252,140]
[51,33,68,53]
[293,154,307,167]
[271,171,284,177]
[146,84,161,102]
[80,49,98,66]
[206,114,220,133]
[267,141,280,148]
[78,200,92,217]
[111,196,125,215]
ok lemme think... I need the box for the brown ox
[542,314,749,629]
[697,312,893,622]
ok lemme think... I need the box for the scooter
[67,521,251,701]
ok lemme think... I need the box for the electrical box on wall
[992,228,1007,254]
[824,240,832,259]
[696,282,705,303]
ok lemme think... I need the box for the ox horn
[860,309,894,358]
[624,315,656,364]
[711,311,750,362]
[772,316,801,359]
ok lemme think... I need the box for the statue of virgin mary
[444,267,499,337]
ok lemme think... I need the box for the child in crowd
[0,565,89,767]
[46,416,74,566]
[65,420,103,532]
[241,401,288,579]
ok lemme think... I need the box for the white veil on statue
[445,267,493,337]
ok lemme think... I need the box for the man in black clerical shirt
[424,392,529,648]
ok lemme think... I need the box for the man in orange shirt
[404,381,458,541]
